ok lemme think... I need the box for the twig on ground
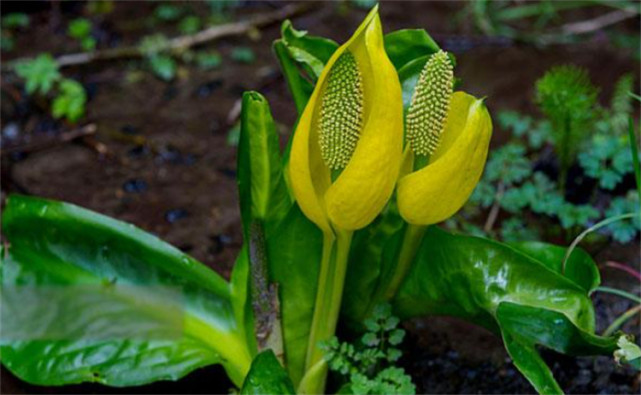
[561,8,638,35]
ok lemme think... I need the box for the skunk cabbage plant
[1,6,638,395]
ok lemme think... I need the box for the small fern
[321,303,416,395]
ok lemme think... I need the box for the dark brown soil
[1,1,639,394]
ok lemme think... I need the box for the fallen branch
[2,3,312,71]
[561,7,638,35]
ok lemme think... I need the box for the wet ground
[1,1,640,394]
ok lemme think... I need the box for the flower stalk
[300,229,353,394]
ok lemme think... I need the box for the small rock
[128,145,150,158]
[219,167,236,179]
[165,209,189,224]
[2,122,20,141]
[196,79,223,98]
[121,125,140,135]
[122,179,148,193]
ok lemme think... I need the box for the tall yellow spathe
[288,6,403,232]
[397,92,493,225]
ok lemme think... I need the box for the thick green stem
[304,231,335,368]
[300,228,353,394]
[384,224,427,300]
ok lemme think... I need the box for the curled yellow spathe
[288,6,403,232]
[397,91,493,225]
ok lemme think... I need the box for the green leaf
[52,79,87,123]
[2,13,30,29]
[499,217,540,242]
[240,350,295,395]
[1,195,252,387]
[81,36,97,51]
[237,92,291,237]
[506,241,600,293]
[230,245,257,361]
[499,301,620,355]
[604,193,640,243]
[483,143,532,184]
[68,18,92,39]
[279,20,339,79]
[231,47,255,64]
[1,34,15,51]
[195,51,222,69]
[273,21,337,114]
[383,29,440,71]
[266,204,323,387]
[361,333,379,347]
[148,55,176,81]
[272,39,314,114]
[15,53,61,95]
[386,226,623,393]
[154,4,184,21]
[388,329,404,346]
[178,16,201,34]
[500,329,563,395]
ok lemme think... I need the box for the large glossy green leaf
[0,195,252,387]
[240,349,295,395]
[390,226,622,394]
[265,204,323,387]
[507,241,600,293]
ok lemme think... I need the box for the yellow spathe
[397,91,493,225]
[288,6,403,232]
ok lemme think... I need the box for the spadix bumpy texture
[406,50,453,156]
[319,52,363,170]
[288,7,403,232]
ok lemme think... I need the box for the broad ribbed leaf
[0,195,252,387]
[390,226,622,393]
